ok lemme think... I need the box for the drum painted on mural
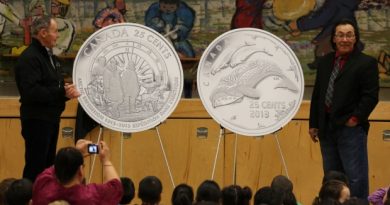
[273,0,316,20]
[73,23,183,132]
[197,28,304,136]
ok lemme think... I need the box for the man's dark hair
[196,180,221,203]
[330,18,361,51]
[31,15,53,36]
[171,183,194,205]
[138,176,163,204]
[271,175,293,192]
[119,177,135,204]
[160,0,180,6]
[5,178,33,205]
[312,197,341,205]
[271,175,296,205]
[254,186,273,205]
[193,202,219,205]
[343,197,367,205]
[315,180,347,205]
[322,171,349,187]
[54,147,84,184]
[241,186,252,205]
[222,185,252,205]
[0,178,17,204]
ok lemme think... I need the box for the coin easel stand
[211,127,291,183]
[197,28,303,182]
[211,126,239,185]
[119,131,128,177]
[86,124,176,188]
[88,126,128,181]
[211,127,224,180]
[154,124,176,188]
[272,129,290,178]
[88,125,104,183]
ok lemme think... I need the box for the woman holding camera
[31,140,123,205]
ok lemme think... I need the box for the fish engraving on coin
[73,23,183,132]
[197,28,304,136]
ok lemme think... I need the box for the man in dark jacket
[14,15,80,182]
[309,19,379,200]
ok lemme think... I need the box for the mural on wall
[51,0,76,55]
[145,0,196,58]
[0,0,389,87]
[92,0,126,29]
[230,0,265,29]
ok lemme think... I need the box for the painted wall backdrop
[0,0,389,87]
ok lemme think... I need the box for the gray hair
[31,15,52,36]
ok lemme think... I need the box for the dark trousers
[183,78,193,98]
[319,124,369,200]
[22,119,59,182]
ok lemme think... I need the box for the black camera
[87,144,99,154]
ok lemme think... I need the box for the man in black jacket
[309,19,379,201]
[14,16,80,182]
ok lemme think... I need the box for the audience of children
[1,140,388,205]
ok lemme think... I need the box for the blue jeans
[319,125,368,200]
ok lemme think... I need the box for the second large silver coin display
[197,28,304,136]
[73,23,183,132]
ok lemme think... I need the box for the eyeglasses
[335,33,355,39]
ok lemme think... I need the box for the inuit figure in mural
[145,0,195,58]
[1,0,45,54]
[21,0,46,46]
[288,0,362,69]
[51,0,75,55]
[93,0,127,29]
[0,0,22,42]
[231,0,266,29]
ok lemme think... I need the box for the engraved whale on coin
[73,23,183,132]
[197,28,304,136]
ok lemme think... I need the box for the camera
[88,144,99,154]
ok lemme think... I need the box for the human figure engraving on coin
[73,23,183,132]
[198,28,304,136]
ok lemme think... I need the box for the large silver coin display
[197,28,304,136]
[73,23,183,132]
